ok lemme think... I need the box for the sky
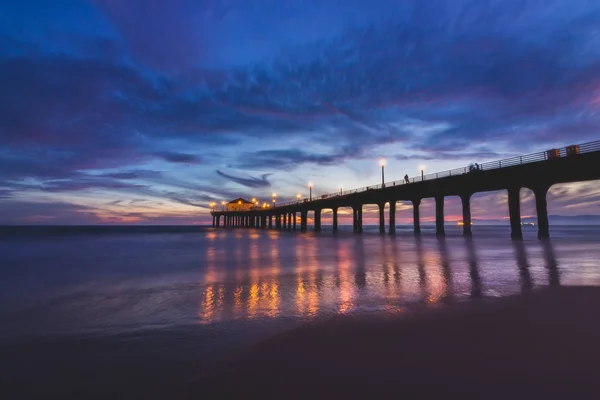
[1,0,600,225]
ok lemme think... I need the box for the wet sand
[200,287,600,399]
[3,287,600,399]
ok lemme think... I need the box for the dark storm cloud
[216,170,272,188]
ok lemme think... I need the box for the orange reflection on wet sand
[264,238,281,318]
[267,281,280,318]
[307,270,319,316]
[296,276,306,315]
[204,231,217,241]
[204,244,217,284]
[200,285,215,323]
[195,229,550,326]
[292,236,322,316]
[245,237,261,319]
[426,252,448,304]
[337,242,355,314]
[247,281,259,318]
[234,286,243,313]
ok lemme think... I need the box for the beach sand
[3,287,600,399]
[199,287,600,399]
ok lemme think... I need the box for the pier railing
[271,140,600,208]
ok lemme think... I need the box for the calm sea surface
[1,224,600,393]
[1,225,599,338]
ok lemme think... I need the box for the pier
[211,140,600,239]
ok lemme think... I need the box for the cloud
[0,198,208,225]
[0,188,12,199]
[40,180,147,193]
[154,151,201,164]
[216,170,272,188]
[100,170,163,180]
[395,151,511,162]
[93,0,210,71]
[4,2,599,169]
[231,149,343,171]
[168,195,206,208]
[2,0,600,223]
[0,200,103,225]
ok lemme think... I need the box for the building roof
[227,197,253,204]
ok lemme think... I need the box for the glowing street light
[340,187,343,195]
[221,201,225,211]
[420,165,426,181]
[380,159,386,187]
[309,182,313,201]
[296,194,301,202]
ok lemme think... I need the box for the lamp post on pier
[272,193,277,207]
[380,159,386,187]
[309,183,313,201]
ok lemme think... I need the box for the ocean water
[1,225,599,396]
[1,225,600,338]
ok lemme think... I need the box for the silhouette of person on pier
[468,163,482,173]
[404,174,409,184]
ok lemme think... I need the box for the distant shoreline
[1,224,599,239]
[2,222,600,227]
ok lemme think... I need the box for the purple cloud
[2,0,600,223]
[216,170,272,188]
[154,151,201,164]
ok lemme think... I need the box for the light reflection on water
[195,228,566,325]
[0,226,599,337]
